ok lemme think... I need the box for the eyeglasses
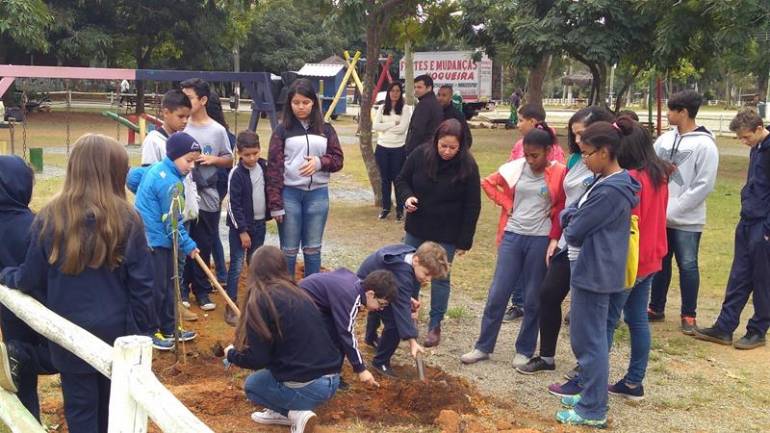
[581,149,599,159]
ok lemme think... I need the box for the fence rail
[0,284,215,433]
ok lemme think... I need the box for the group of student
[0,78,768,433]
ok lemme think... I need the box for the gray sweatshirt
[654,126,719,232]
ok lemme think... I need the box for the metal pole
[656,77,663,136]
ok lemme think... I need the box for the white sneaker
[199,302,216,311]
[460,349,490,364]
[512,353,530,368]
[288,410,318,433]
[250,409,292,426]
[181,300,191,308]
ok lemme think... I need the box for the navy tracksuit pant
[715,219,770,336]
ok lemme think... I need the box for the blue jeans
[570,284,627,420]
[607,274,654,385]
[650,228,702,317]
[475,232,549,356]
[403,232,456,330]
[226,222,266,303]
[375,145,406,211]
[278,186,329,279]
[244,370,339,417]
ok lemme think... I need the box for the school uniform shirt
[0,214,156,374]
[139,128,198,221]
[506,163,552,236]
[563,170,640,293]
[374,104,413,148]
[226,285,341,383]
[357,244,420,340]
[654,126,718,232]
[0,156,37,339]
[266,121,344,217]
[629,169,669,278]
[226,159,270,234]
[128,158,197,256]
[184,120,233,213]
[740,132,770,235]
[299,268,368,373]
[395,147,481,251]
[556,159,594,250]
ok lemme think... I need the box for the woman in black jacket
[395,118,481,347]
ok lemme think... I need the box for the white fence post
[0,388,47,433]
[108,336,152,433]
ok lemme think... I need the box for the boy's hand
[240,232,251,250]
[545,239,559,265]
[358,370,379,387]
[189,248,200,259]
[196,154,218,166]
[409,339,425,358]
[299,156,319,177]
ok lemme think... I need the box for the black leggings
[538,250,571,358]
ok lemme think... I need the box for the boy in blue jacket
[224,130,269,326]
[695,110,770,350]
[299,268,398,387]
[0,155,56,419]
[129,132,201,350]
[357,243,449,377]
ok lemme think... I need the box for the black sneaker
[503,305,524,322]
[608,379,645,401]
[516,356,555,375]
[395,209,404,221]
[371,363,398,378]
[364,335,379,349]
[647,308,665,322]
[734,332,766,350]
[693,325,733,345]
[378,209,391,220]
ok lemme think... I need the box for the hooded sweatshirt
[741,132,770,236]
[563,170,640,293]
[357,244,419,340]
[0,156,36,336]
[654,126,719,232]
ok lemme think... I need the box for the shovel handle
[193,253,241,317]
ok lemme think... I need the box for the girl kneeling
[226,246,341,433]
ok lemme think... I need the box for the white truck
[399,50,494,119]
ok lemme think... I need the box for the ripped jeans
[278,186,329,279]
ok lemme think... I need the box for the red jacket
[482,159,567,246]
[630,169,669,278]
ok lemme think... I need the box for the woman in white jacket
[374,82,413,220]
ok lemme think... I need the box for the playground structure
[0,65,278,166]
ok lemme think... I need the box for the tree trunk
[757,60,770,103]
[525,54,551,106]
[359,21,383,206]
[613,68,641,113]
[404,39,415,106]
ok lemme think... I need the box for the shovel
[415,353,426,382]
[193,254,241,317]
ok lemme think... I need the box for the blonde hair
[39,134,136,275]
[414,241,450,279]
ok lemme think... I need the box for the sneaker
[198,295,216,311]
[152,333,175,351]
[460,349,490,364]
[680,316,697,335]
[288,410,318,433]
[163,329,197,342]
[693,326,733,345]
[512,353,530,368]
[608,379,645,401]
[560,394,581,408]
[734,332,767,350]
[516,356,556,375]
[564,364,581,381]
[181,298,191,309]
[378,209,391,220]
[251,408,292,426]
[364,336,379,349]
[548,379,583,398]
[555,409,607,428]
[371,363,398,378]
[503,305,524,322]
[647,308,665,322]
[395,210,404,221]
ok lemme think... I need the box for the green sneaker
[560,394,581,408]
[556,409,607,428]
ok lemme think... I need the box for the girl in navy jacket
[226,246,340,433]
[556,122,640,428]
[0,134,156,433]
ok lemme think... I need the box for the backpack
[625,215,640,289]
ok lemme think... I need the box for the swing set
[0,65,278,165]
